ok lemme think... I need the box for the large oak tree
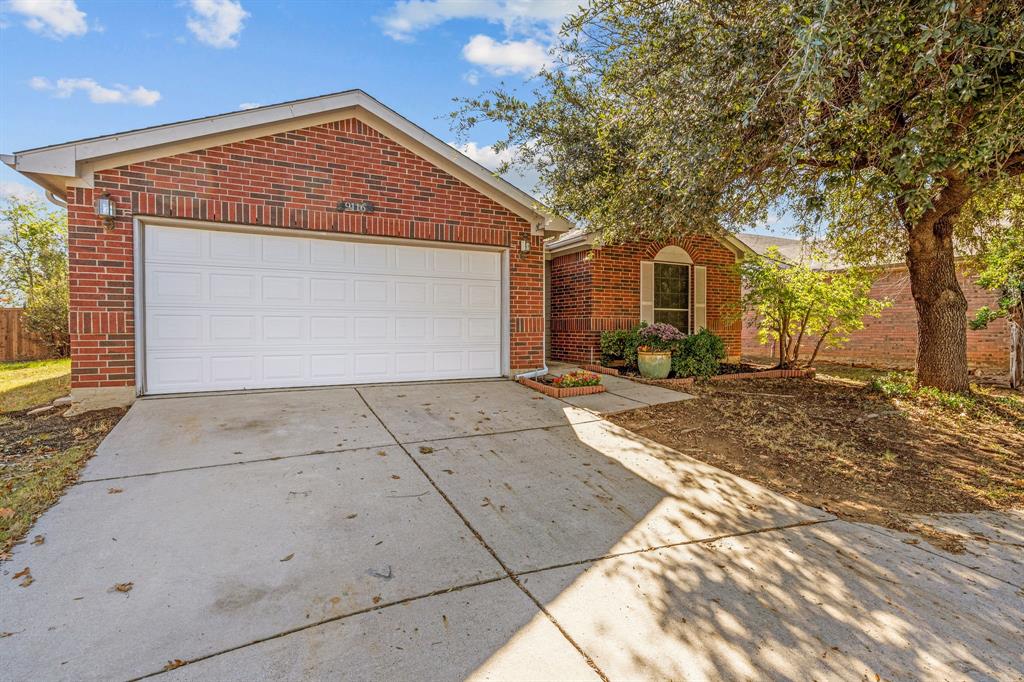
[456,0,1024,392]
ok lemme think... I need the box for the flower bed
[517,370,606,398]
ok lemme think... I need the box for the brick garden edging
[629,366,816,388]
[581,363,620,376]
[517,377,607,399]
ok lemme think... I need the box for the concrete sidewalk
[1,379,1021,681]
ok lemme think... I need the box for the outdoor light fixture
[94,193,116,226]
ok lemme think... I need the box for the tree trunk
[906,215,970,393]
[806,321,833,368]
[1009,302,1023,390]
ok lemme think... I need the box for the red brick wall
[66,117,542,390]
[741,265,1011,377]
[548,236,742,363]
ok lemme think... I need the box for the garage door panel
[261,235,306,265]
[209,231,257,262]
[150,225,203,260]
[144,225,503,394]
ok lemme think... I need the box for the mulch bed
[609,376,1024,552]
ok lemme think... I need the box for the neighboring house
[546,229,752,364]
[738,233,1012,380]
[3,91,571,407]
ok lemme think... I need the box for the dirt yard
[611,371,1024,551]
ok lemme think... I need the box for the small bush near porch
[611,364,1024,552]
[601,323,726,379]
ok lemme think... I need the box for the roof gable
[3,90,570,234]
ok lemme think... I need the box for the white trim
[502,250,511,377]
[133,218,146,396]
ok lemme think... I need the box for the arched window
[640,246,706,333]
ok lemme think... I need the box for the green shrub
[868,372,914,397]
[671,329,726,379]
[600,323,646,369]
[916,386,978,412]
[24,275,70,357]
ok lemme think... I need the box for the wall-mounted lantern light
[95,193,117,227]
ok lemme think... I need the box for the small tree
[24,274,70,357]
[455,0,1024,392]
[740,248,889,368]
[970,229,1023,388]
[0,196,70,356]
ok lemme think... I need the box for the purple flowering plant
[637,322,686,352]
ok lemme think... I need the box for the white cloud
[7,0,87,39]
[462,70,480,86]
[0,180,43,203]
[378,0,579,41]
[238,102,262,110]
[186,0,248,48]
[452,141,540,192]
[462,35,550,76]
[30,76,162,106]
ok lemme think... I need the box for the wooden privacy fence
[1,308,52,362]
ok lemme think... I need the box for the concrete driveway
[2,379,1021,681]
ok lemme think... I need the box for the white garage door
[142,224,503,394]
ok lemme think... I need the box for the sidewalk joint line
[75,441,399,484]
[129,574,511,680]
[354,387,610,682]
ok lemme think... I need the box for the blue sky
[0,0,786,234]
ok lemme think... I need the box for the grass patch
[0,359,123,557]
[1,439,95,555]
[0,358,71,413]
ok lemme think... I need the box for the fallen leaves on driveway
[30,534,44,545]
[280,553,294,562]
[107,487,123,495]
[163,660,186,671]
[12,566,32,587]
[418,446,434,454]
[112,582,133,593]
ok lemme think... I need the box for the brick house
[3,91,571,408]
[546,228,753,364]
[738,233,1012,381]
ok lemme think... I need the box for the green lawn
[0,358,71,413]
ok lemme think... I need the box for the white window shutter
[639,260,654,323]
[694,265,707,332]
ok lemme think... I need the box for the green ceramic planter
[638,350,672,379]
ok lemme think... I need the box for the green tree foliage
[455,0,1024,392]
[739,248,889,368]
[970,228,1024,387]
[0,197,70,356]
